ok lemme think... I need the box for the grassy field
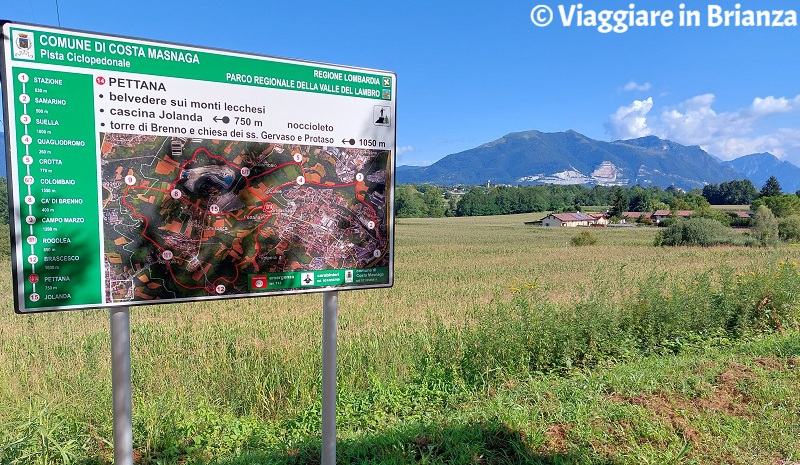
[0,216,799,464]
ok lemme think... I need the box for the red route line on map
[306,180,379,222]
[120,146,380,293]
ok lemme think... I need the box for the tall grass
[1,216,800,463]
[422,262,800,386]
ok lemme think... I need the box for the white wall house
[542,213,601,227]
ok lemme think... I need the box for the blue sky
[3,0,800,166]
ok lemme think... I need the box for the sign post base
[110,306,133,465]
[322,291,338,465]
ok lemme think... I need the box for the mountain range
[722,153,800,193]
[1,129,799,193]
[397,130,800,192]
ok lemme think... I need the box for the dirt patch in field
[771,459,800,465]
[609,361,763,447]
[622,361,754,417]
[704,362,755,416]
[543,423,571,453]
[625,393,702,444]
[753,357,785,371]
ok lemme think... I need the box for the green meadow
[1,217,799,464]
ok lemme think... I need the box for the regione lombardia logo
[12,31,36,60]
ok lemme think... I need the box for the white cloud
[750,95,800,115]
[604,98,654,139]
[658,94,746,146]
[605,93,800,162]
[396,145,415,156]
[623,81,652,92]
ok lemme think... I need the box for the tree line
[395,176,800,220]
[0,175,794,229]
[396,182,754,218]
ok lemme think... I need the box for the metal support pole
[110,306,133,465]
[321,291,338,465]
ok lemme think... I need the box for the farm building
[639,210,695,223]
[590,213,609,226]
[621,212,652,223]
[541,212,607,227]
[652,210,672,222]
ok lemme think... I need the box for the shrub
[570,230,597,246]
[778,215,800,243]
[0,224,9,259]
[692,206,732,226]
[752,205,779,245]
[654,217,748,246]
[730,213,752,228]
[657,217,678,228]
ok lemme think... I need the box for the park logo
[12,30,36,61]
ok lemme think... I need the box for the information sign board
[1,22,396,313]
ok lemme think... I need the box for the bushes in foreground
[424,262,800,382]
[654,217,755,246]
[570,230,597,246]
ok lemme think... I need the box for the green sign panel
[1,22,396,313]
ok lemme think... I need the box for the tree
[609,186,628,217]
[422,187,446,217]
[726,179,758,205]
[702,184,721,204]
[456,187,494,216]
[676,192,711,210]
[670,198,692,211]
[751,194,800,218]
[692,205,731,226]
[492,186,519,214]
[395,185,427,217]
[703,179,758,205]
[761,176,782,197]
[751,205,779,245]
[779,215,800,243]
[628,186,654,212]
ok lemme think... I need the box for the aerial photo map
[100,134,391,302]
